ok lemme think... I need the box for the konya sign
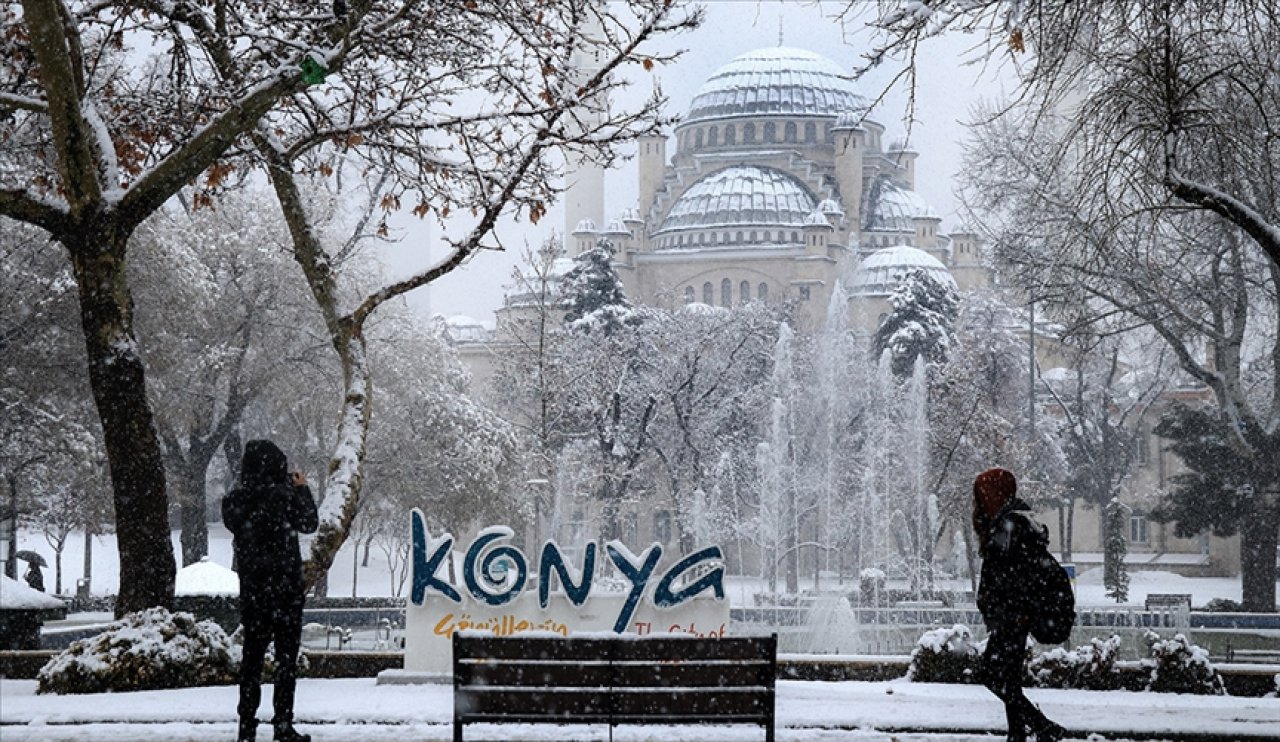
[403,508,731,674]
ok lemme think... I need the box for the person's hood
[974,467,1017,517]
[240,439,288,487]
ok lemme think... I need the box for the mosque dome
[656,165,818,238]
[849,245,957,297]
[864,177,938,232]
[684,47,868,124]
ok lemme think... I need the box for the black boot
[273,725,310,742]
[237,719,257,742]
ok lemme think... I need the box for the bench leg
[453,719,463,742]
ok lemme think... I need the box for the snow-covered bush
[1142,631,1226,695]
[38,608,238,694]
[908,624,984,684]
[859,568,887,605]
[1202,598,1242,612]
[1027,635,1123,690]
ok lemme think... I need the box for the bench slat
[458,658,773,689]
[455,635,774,662]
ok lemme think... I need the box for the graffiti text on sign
[433,613,569,639]
[409,509,725,633]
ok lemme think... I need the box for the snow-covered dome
[849,245,958,297]
[833,110,864,130]
[684,47,868,124]
[174,556,239,596]
[865,177,938,232]
[602,219,631,237]
[818,198,844,216]
[572,218,597,234]
[803,210,832,227]
[656,166,817,237]
[619,207,643,223]
[442,314,496,344]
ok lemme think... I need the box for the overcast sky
[375,0,1017,324]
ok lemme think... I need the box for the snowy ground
[2,674,1279,741]
[5,527,1278,740]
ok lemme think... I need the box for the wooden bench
[452,633,776,742]
[1145,593,1193,611]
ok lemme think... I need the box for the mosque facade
[558,46,990,333]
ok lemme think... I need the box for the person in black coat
[973,467,1064,742]
[24,561,44,592]
[223,440,319,742]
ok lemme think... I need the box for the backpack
[1027,541,1076,644]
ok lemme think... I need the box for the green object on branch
[301,56,328,86]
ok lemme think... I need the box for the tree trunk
[176,469,208,566]
[68,235,174,616]
[302,333,371,591]
[82,527,93,592]
[1239,501,1279,612]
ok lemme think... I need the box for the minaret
[563,16,607,252]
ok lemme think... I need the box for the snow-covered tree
[872,268,959,380]
[1,0,698,613]
[1103,497,1130,603]
[562,240,639,336]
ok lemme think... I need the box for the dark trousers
[238,597,304,734]
[981,623,1052,741]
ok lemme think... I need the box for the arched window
[721,278,732,307]
[684,286,695,304]
[708,126,719,146]
[758,283,769,301]
[694,129,704,149]
[824,124,834,144]
[735,231,744,242]
[804,121,817,142]
[784,121,797,143]
[749,230,757,242]
[703,282,714,304]
[744,122,756,143]
[763,230,771,242]
[699,232,706,243]
[790,230,799,242]
[740,280,751,303]
[764,121,776,142]
[724,125,736,145]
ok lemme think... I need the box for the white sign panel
[403,509,731,674]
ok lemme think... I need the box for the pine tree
[1103,497,1130,603]
[871,268,959,379]
[561,239,638,335]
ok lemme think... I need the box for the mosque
[555,45,991,334]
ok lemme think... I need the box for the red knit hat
[974,467,1017,517]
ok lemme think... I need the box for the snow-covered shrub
[908,624,984,684]
[859,568,887,605]
[37,607,238,694]
[1141,630,1226,695]
[1028,635,1123,690]
[1202,598,1242,612]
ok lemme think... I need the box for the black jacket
[976,496,1049,625]
[222,440,319,602]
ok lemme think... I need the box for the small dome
[619,207,643,223]
[442,314,495,344]
[833,111,864,130]
[803,210,832,228]
[685,47,868,124]
[656,165,817,237]
[603,219,631,236]
[818,198,844,216]
[572,218,597,234]
[849,245,957,297]
[886,138,915,153]
[864,177,938,232]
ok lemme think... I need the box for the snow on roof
[174,556,239,596]
[657,165,818,236]
[849,245,958,297]
[0,574,65,610]
[684,47,868,124]
[864,176,939,232]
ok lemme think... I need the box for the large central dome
[685,47,867,124]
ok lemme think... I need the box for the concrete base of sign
[375,668,451,685]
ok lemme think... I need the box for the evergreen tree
[1103,497,1130,603]
[1151,404,1279,611]
[872,268,959,379]
[561,240,638,335]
